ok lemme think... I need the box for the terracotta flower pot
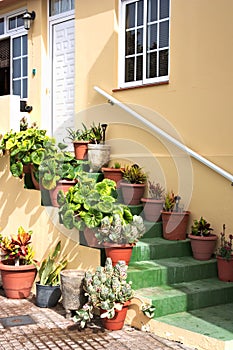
[0,260,37,299]
[188,234,218,260]
[83,227,99,247]
[162,211,190,240]
[104,243,135,266]
[100,301,130,330]
[217,256,233,282]
[141,198,164,222]
[101,167,124,188]
[49,179,76,207]
[120,182,146,205]
[73,141,89,160]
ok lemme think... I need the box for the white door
[51,18,75,145]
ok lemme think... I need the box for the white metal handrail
[94,85,233,184]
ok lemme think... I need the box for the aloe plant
[38,241,68,286]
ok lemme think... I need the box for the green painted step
[134,277,233,317]
[128,257,218,289]
[131,237,192,263]
[156,302,233,342]
[143,221,163,238]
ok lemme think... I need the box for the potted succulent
[38,150,84,206]
[0,226,37,299]
[87,123,111,173]
[161,191,190,240]
[141,181,165,222]
[120,164,147,205]
[101,161,124,188]
[216,224,233,281]
[95,213,146,265]
[36,240,68,308]
[73,258,133,330]
[188,217,217,260]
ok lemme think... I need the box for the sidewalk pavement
[0,289,197,350]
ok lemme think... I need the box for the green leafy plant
[148,181,165,200]
[217,224,233,260]
[0,226,35,266]
[0,128,56,178]
[38,241,68,286]
[122,164,147,184]
[58,175,134,231]
[65,122,105,144]
[73,258,133,328]
[191,217,213,237]
[38,151,84,190]
[95,213,146,245]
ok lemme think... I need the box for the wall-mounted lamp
[23,10,36,30]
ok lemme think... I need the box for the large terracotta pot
[217,256,233,282]
[188,234,218,260]
[101,167,124,188]
[120,182,146,205]
[73,141,89,160]
[104,243,135,266]
[83,227,99,247]
[141,198,164,222]
[0,260,37,299]
[49,179,76,207]
[100,301,130,330]
[162,211,190,240]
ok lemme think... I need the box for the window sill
[112,80,169,92]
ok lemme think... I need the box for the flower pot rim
[101,167,125,172]
[0,260,37,271]
[216,255,233,261]
[103,242,136,248]
[73,140,89,144]
[141,198,164,203]
[162,210,190,216]
[120,182,146,187]
[188,233,218,241]
[36,281,60,288]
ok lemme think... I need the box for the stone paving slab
[0,292,196,350]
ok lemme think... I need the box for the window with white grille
[119,0,170,88]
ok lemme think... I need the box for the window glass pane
[147,52,157,78]
[61,0,69,12]
[137,28,143,53]
[148,0,158,22]
[22,35,27,55]
[147,23,157,50]
[22,78,27,98]
[50,0,74,16]
[159,20,169,48]
[23,57,27,77]
[13,59,21,78]
[126,30,135,55]
[9,17,16,30]
[13,37,21,57]
[17,14,24,28]
[125,57,135,82]
[13,80,21,96]
[126,3,135,29]
[159,49,168,76]
[137,0,143,26]
[0,18,4,35]
[160,0,169,19]
[136,55,143,80]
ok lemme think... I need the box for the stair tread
[129,256,216,269]
[135,277,233,299]
[156,302,233,341]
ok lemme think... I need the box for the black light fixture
[23,10,36,30]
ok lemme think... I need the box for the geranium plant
[217,224,233,260]
[0,226,35,266]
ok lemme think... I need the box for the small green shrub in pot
[190,217,213,237]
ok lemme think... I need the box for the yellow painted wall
[74,0,233,239]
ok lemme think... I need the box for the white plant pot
[88,144,111,172]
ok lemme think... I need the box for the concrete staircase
[126,222,233,350]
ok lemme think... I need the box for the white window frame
[11,33,28,99]
[119,0,170,88]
